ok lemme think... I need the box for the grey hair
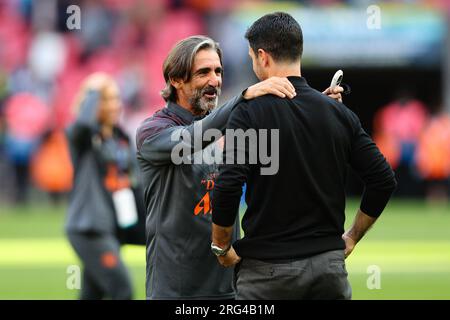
[161,35,223,102]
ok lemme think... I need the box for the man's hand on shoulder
[243,77,344,103]
[244,77,296,100]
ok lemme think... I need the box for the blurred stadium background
[0,0,449,299]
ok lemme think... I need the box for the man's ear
[257,49,269,67]
[169,78,183,89]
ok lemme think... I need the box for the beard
[189,85,221,115]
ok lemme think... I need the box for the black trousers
[67,232,133,300]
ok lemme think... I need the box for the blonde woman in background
[66,73,142,300]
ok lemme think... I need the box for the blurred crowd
[0,0,449,205]
[0,0,209,203]
[373,94,450,203]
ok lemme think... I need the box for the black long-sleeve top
[212,76,397,261]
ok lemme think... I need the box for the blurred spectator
[373,92,429,196]
[415,112,450,203]
[65,73,144,300]
[79,0,115,58]
[3,93,51,203]
[28,32,67,84]
[30,130,73,204]
[0,68,11,203]
[30,0,58,32]
[374,93,428,168]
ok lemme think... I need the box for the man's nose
[208,73,221,88]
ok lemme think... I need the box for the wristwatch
[211,243,231,257]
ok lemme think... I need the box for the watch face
[211,243,227,256]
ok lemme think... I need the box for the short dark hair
[161,35,223,102]
[245,12,303,63]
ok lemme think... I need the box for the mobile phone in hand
[330,70,343,89]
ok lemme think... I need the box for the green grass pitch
[0,199,449,299]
